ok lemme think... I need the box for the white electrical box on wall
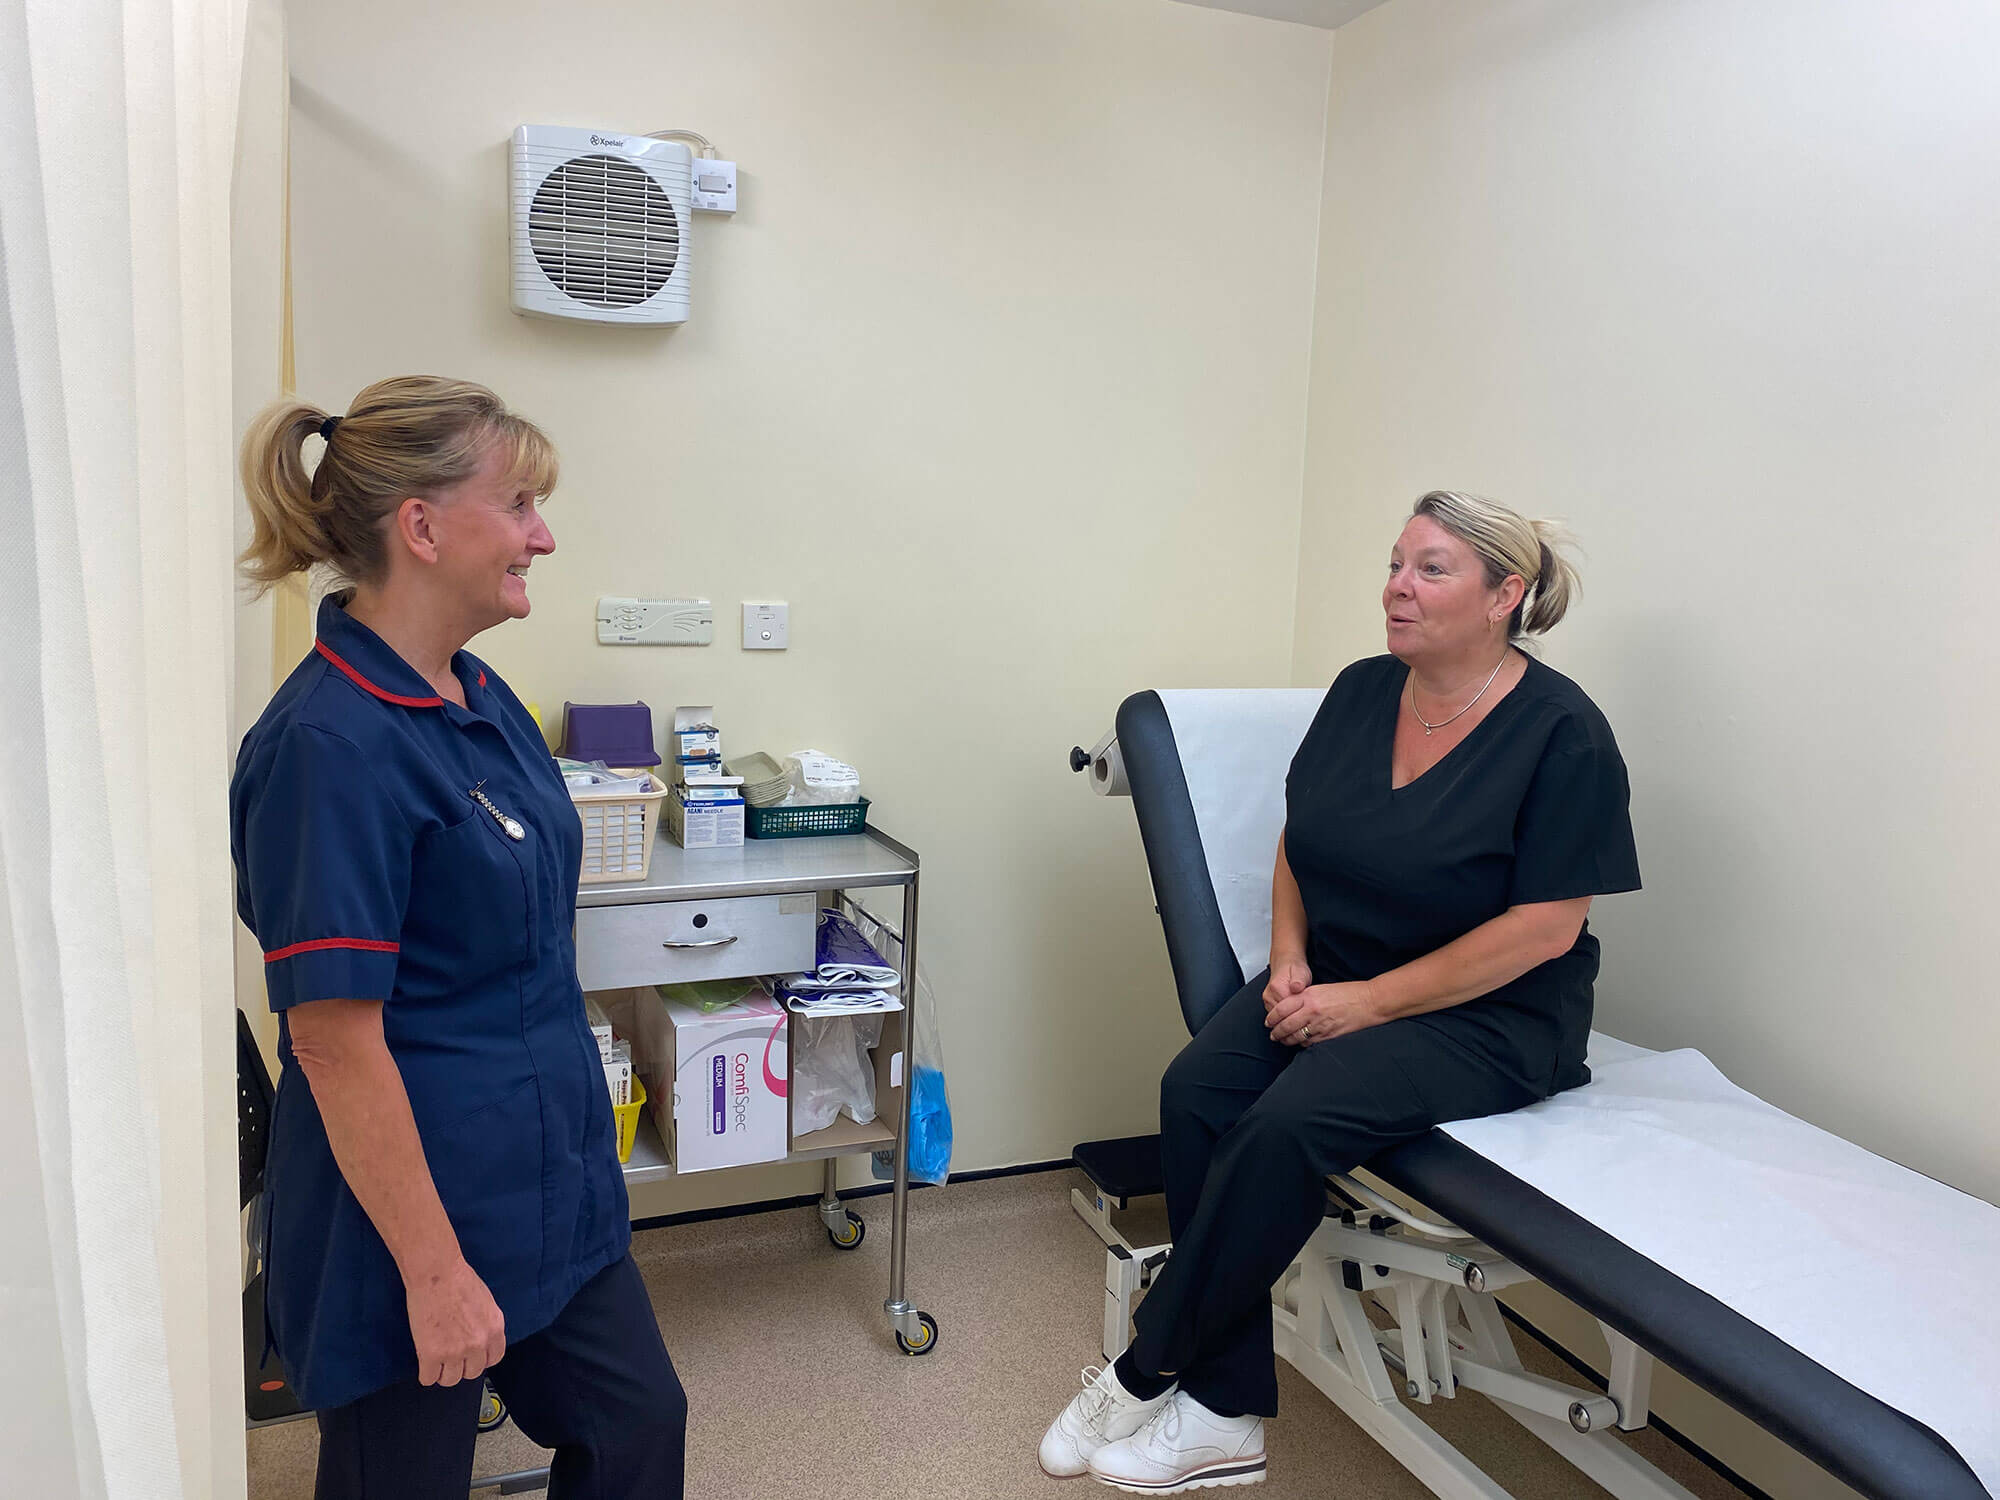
[692,159,738,214]
[742,601,788,650]
[597,597,714,645]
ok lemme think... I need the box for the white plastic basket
[572,770,667,884]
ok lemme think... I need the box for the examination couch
[1073,688,1993,1500]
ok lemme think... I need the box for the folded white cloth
[784,991,902,1016]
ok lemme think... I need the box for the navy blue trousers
[313,1253,686,1500]
[1128,974,1541,1418]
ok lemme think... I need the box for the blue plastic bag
[841,898,955,1187]
[877,1063,953,1186]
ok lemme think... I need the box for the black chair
[239,1008,305,1425]
[237,1010,548,1493]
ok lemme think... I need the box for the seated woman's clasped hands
[1260,959,1376,1049]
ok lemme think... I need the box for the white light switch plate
[596,596,713,646]
[742,601,788,650]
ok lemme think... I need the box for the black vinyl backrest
[1115,691,1249,1036]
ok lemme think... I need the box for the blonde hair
[238,376,558,594]
[1412,490,1580,638]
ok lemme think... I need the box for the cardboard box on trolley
[633,984,789,1173]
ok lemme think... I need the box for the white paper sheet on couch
[1157,689,1324,984]
[1441,1047,2000,1493]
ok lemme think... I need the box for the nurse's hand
[408,1258,508,1386]
[1266,980,1382,1048]
[1262,955,1314,1014]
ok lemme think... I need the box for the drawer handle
[663,934,739,950]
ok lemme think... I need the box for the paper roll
[1085,730,1130,797]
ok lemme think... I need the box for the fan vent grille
[528,154,680,308]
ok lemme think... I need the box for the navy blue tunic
[231,595,628,1411]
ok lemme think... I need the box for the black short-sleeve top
[1284,653,1640,1094]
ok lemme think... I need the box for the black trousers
[313,1253,686,1500]
[1128,973,1541,1418]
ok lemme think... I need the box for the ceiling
[1170,0,1392,28]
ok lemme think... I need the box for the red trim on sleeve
[315,640,445,708]
[264,936,402,964]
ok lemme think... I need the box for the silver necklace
[1408,653,1509,736]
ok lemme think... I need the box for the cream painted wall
[1296,0,1999,1491]
[281,0,1332,1213]
[1299,0,2000,1203]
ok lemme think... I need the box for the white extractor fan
[511,125,693,324]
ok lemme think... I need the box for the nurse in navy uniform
[231,377,685,1499]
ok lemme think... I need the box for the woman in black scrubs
[1041,490,1639,1494]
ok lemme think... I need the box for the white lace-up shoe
[1086,1389,1266,1493]
[1039,1365,1177,1478]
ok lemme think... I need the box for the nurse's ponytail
[1411,491,1581,639]
[239,401,341,589]
[238,377,559,595]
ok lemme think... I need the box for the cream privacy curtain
[0,0,251,1496]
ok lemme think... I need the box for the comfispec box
[636,987,789,1172]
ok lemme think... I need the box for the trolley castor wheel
[897,1311,939,1356]
[477,1381,508,1433]
[827,1210,866,1250]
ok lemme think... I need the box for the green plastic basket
[744,797,870,840]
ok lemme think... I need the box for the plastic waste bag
[842,899,954,1186]
[790,1012,884,1134]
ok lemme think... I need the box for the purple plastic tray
[559,701,660,768]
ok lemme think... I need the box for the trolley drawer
[574,893,816,991]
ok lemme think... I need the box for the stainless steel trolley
[574,826,936,1356]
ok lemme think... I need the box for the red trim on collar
[478,669,487,688]
[264,936,401,964]
[315,640,446,708]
